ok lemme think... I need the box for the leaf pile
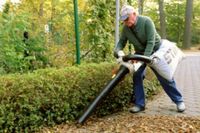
[41,112,200,133]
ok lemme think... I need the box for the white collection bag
[149,39,185,81]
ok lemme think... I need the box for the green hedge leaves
[0,63,160,132]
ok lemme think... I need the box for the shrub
[0,62,160,132]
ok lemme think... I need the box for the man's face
[123,13,137,27]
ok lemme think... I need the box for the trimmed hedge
[0,62,160,132]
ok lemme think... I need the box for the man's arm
[144,17,156,56]
[114,27,128,58]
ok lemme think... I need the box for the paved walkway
[141,52,200,116]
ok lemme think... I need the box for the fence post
[73,0,81,64]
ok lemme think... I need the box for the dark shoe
[129,105,145,113]
[176,102,186,112]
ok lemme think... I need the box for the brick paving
[140,52,200,116]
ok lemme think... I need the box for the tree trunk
[183,0,193,49]
[158,0,166,39]
[39,0,44,17]
[50,0,56,45]
[38,0,44,31]
[138,0,144,15]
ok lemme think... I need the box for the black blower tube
[77,55,152,124]
[78,65,129,124]
[122,54,152,63]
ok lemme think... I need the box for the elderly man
[114,5,185,113]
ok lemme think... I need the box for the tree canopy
[0,0,199,74]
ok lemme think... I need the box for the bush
[0,62,160,132]
[0,5,48,74]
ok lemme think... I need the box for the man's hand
[116,50,125,64]
[116,50,134,73]
[116,57,123,64]
[117,50,125,57]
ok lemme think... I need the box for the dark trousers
[133,64,183,107]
